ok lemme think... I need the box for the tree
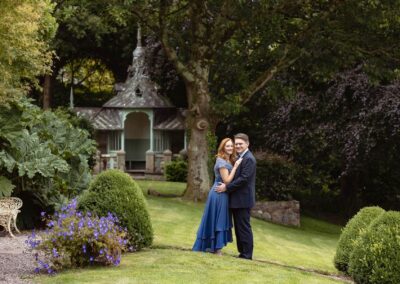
[263,67,400,214]
[42,0,138,108]
[129,0,400,201]
[0,0,57,106]
[58,58,115,108]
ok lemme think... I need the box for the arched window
[135,88,142,97]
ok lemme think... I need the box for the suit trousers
[231,208,253,259]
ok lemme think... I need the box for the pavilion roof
[103,26,174,109]
[103,78,173,109]
[74,107,122,130]
[153,112,185,130]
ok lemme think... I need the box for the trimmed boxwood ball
[165,159,188,182]
[334,206,385,273]
[348,211,400,284]
[78,169,153,250]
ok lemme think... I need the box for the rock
[251,200,300,227]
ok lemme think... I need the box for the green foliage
[0,98,96,227]
[348,211,400,284]
[0,176,15,197]
[165,160,188,182]
[207,131,218,182]
[334,206,385,273]
[127,0,400,202]
[52,0,135,74]
[59,58,115,94]
[34,109,95,195]
[256,154,299,201]
[0,0,57,105]
[205,0,400,118]
[79,170,153,250]
[27,199,127,274]
[39,0,139,109]
[52,0,400,202]
[260,68,400,215]
[0,130,70,178]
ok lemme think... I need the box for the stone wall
[251,200,300,227]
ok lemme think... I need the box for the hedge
[334,206,385,273]
[348,211,400,284]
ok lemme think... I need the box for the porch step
[126,169,146,174]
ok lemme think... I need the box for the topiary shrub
[348,211,400,284]
[165,159,188,182]
[334,206,385,273]
[78,169,153,250]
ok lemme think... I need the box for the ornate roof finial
[133,24,144,58]
[137,24,142,47]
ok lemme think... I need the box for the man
[216,133,256,260]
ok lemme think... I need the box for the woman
[192,138,242,255]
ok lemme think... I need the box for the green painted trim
[121,109,154,152]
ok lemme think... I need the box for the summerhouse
[75,28,186,174]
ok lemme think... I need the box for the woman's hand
[234,158,243,168]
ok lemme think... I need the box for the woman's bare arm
[219,158,243,184]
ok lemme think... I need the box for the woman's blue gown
[192,158,233,252]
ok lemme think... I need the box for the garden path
[0,232,34,284]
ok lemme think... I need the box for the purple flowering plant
[26,199,128,274]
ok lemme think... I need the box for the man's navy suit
[226,150,256,259]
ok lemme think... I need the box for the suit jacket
[226,150,256,208]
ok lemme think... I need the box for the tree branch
[130,6,159,34]
[75,61,101,86]
[240,47,300,104]
[158,0,195,83]
[209,19,244,56]
[166,2,190,17]
[205,1,244,57]
[239,0,346,104]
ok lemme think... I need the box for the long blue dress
[192,158,233,252]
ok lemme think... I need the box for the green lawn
[136,180,186,195]
[147,196,341,273]
[35,180,347,284]
[37,249,343,284]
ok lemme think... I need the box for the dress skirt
[192,182,233,252]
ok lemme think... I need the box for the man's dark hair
[234,133,249,144]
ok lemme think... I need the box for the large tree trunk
[42,74,52,109]
[184,74,211,202]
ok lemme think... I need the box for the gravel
[0,232,35,284]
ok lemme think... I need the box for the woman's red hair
[216,138,236,165]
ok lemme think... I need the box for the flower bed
[26,199,128,274]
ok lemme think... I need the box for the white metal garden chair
[0,197,22,238]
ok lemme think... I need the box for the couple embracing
[192,133,256,260]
